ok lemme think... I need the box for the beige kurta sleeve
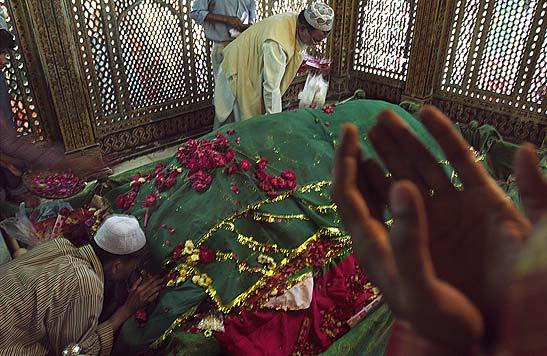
[262,40,288,114]
[47,293,114,356]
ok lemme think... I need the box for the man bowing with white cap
[214,2,334,127]
[0,214,163,356]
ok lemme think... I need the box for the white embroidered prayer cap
[304,2,334,32]
[94,214,146,255]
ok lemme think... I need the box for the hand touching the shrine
[124,276,164,312]
[108,276,164,331]
[332,107,544,352]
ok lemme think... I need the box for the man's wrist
[118,304,135,319]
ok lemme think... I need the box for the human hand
[332,122,484,351]
[0,152,24,176]
[332,106,540,350]
[123,276,164,313]
[51,153,104,178]
[239,23,251,32]
[225,16,246,31]
[513,143,547,224]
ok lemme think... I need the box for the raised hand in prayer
[332,106,545,352]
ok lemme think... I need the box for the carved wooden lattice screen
[432,0,546,145]
[0,1,46,141]
[350,0,417,103]
[62,0,333,161]
[68,0,214,160]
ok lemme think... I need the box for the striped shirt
[0,238,113,356]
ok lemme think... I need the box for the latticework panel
[70,0,213,135]
[352,0,417,81]
[70,0,332,139]
[0,2,45,141]
[441,0,547,116]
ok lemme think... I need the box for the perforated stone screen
[0,2,45,141]
[441,0,547,115]
[352,0,417,81]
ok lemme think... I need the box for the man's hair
[297,10,315,31]
[90,239,149,265]
[0,30,15,53]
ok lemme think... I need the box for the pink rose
[230,182,240,194]
[285,180,297,190]
[213,132,229,148]
[226,163,238,175]
[258,179,273,192]
[227,129,236,135]
[135,309,148,325]
[224,149,235,163]
[257,158,268,171]
[281,170,296,182]
[254,170,268,182]
[171,244,184,261]
[269,176,286,190]
[239,160,251,171]
[154,163,166,174]
[116,191,137,210]
[164,175,177,190]
[189,171,213,191]
[142,193,158,207]
[199,246,216,264]
[115,194,126,209]
[211,151,226,167]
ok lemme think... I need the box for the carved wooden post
[329,0,357,99]
[402,0,455,104]
[11,0,108,176]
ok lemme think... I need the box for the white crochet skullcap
[93,215,146,255]
[304,2,334,32]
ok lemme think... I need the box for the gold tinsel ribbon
[153,154,465,347]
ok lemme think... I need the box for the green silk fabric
[1,98,541,355]
[107,99,451,353]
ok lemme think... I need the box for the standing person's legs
[211,41,228,80]
[212,41,230,129]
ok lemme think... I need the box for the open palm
[332,106,546,351]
